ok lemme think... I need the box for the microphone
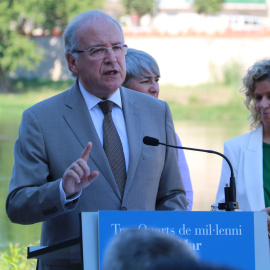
[143,136,239,211]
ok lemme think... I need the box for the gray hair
[241,58,270,130]
[102,229,198,270]
[63,10,124,76]
[123,48,160,87]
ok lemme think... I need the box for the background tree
[40,0,104,34]
[193,0,224,15]
[122,0,159,21]
[0,0,104,93]
[0,0,44,92]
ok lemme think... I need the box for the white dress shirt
[60,82,129,204]
[79,82,129,170]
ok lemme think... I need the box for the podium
[28,211,270,270]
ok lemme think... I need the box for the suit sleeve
[6,108,77,225]
[156,102,188,211]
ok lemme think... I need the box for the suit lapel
[63,82,121,198]
[244,126,265,210]
[120,87,141,198]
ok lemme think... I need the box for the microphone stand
[155,141,239,211]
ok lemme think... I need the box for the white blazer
[216,126,265,211]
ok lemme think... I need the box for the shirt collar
[79,81,122,110]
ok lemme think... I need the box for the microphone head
[143,136,159,146]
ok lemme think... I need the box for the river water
[175,122,249,211]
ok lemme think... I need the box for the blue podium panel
[94,211,270,270]
[28,211,269,269]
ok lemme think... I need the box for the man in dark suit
[6,10,187,270]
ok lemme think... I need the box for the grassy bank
[1,79,249,123]
[160,83,248,123]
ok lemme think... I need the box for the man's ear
[66,53,79,75]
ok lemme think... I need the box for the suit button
[121,206,127,210]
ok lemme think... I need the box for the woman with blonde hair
[216,59,270,227]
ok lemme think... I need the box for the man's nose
[104,48,117,63]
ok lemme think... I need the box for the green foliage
[0,1,44,72]
[222,61,244,88]
[193,0,224,14]
[0,243,36,270]
[0,0,104,92]
[169,100,248,122]
[39,0,104,32]
[122,0,159,18]
[1,79,248,124]
[0,0,44,92]
[161,82,247,123]
[10,78,75,92]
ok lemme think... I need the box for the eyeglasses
[72,44,128,59]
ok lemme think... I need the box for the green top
[263,142,270,208]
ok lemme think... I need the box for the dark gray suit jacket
[6,81,187,269]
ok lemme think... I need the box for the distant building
[155,0,270,35]
[159,0,269,17]
[105,0,270,17]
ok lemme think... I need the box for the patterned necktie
[98,100,127,197]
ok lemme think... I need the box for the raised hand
[62,142,99,198]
